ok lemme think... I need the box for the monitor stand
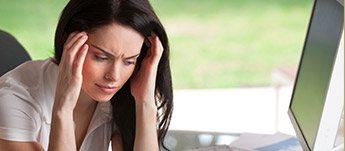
[332,111,344,151]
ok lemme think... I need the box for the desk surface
[164,130,240,150]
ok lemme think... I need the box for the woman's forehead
[87,23,144,55]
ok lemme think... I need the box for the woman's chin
[82,87,117,102]
[91,94,115,102]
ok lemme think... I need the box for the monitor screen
[289,0,343,149]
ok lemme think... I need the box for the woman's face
[81,23,144,102]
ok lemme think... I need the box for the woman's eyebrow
[125,53,140,59]
[90,44,114,57]
[90,43,140,59]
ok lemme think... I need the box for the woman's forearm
[134,101,159,151]
[48,106,77,151]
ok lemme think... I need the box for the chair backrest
[0,30,31,76]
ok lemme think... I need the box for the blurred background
[0,0,312,88]
[0,0,314,150]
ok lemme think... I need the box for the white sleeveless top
[0,58,117,151]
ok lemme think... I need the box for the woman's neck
[73,90,98,120]
[73,90,98,149]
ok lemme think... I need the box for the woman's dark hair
[54,0,173,150]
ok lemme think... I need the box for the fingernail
[84,44,89,50]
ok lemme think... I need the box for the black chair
[0,30,31,76]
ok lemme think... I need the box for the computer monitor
[288,0,344,150]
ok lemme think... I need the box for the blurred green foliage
[0,0,313,88]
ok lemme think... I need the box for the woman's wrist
[52,104,74,119]
[135,101,158,117]
[53,97,75,114]
[49,102,77,151]
[135,100,157,110]
[134,100,159,150]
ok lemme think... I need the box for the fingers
[66,32,78,45]
[64,32,86,50]
[62,32,88,65]
[146,33,164,64]
[60,31,88,78]
[61,32,85,65]
[67,34,88,65]
[73,44,89,77]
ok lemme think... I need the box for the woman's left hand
[130,33,163,107]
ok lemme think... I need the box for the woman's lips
[95,83,117,93]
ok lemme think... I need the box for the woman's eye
[95,55,108,61]
[124,61,135,66]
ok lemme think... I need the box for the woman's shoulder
[0,57,58,117]
[1,57,56,76]
[0,58,57,87]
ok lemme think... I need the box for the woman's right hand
[53,31,89,113]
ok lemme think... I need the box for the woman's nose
[105,65,120,82]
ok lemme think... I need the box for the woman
[0,0,173,150]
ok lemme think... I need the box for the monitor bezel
[287,0,344,150]
[287,0,318,149]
